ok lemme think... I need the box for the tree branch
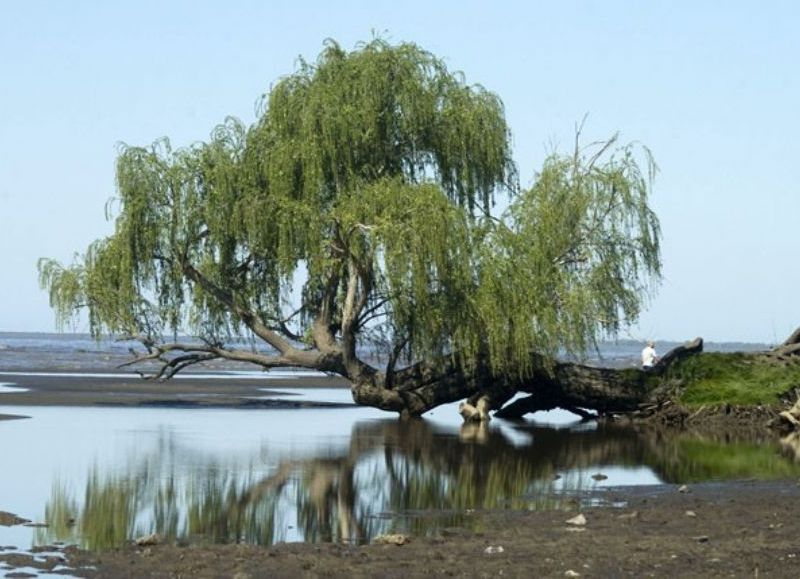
[119,340,305,380]
[180,260,295,355]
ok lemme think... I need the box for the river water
[0,333,795,576]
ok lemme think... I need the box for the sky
[1,0,798,343]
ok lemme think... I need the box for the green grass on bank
[672,352,800,406]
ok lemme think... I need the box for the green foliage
[672,353,800,406]
[475,136,661,373]
[38,38,661,379]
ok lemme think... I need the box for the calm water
[2,393,800,551]
[0,333,794,577]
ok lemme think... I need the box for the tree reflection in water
[39,419,800,550]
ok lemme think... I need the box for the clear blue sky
[1,0,798,343]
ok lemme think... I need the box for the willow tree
[39,39,662,418]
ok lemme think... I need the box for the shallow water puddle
[1,392,799,578]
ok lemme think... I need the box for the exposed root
[459,396,491,422]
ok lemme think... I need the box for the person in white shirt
[641,340,658,368]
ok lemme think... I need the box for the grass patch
[671,352,800,406]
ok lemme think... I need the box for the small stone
[693,535,709,543]
[616,511,639,520]
[565,570,581,577]
[678,484,690,493]
[484,545,504,554]
[565,514,587,526]
[373,534,410,545]
[591,473,608,481]
[768,522,784,529]
[685,510,697,517]
[565,527,586,533]
[135,533,161,546]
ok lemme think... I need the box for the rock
[565,570,581,577]
[678,485,690,493]
[685,510,697,517]
[565,514,587,526]
[373,534,410,545]
[484,545,504,554]
[135,533,161,546]
[693,535,709,543]
[616,511,639,520]
[591,473,608,481]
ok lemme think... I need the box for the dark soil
[0,371,351,410]
[5,480,795,578]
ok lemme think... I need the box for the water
[2,398,799,549]
[0,332,793,577]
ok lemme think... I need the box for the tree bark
[350,338,705,420]
[493,338,703,419]
[773,326,800,357]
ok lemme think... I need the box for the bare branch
[180,260,295,355]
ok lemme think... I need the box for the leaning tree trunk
[492,338,704,419]
[350,338,705,420]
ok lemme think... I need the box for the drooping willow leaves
[38,38,660,382]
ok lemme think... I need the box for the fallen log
[772,327,800,357]
[493,338,704,420]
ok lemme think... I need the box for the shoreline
[2,369,799,576]
[0,370,352,410]
[0,413,29,421]
[3,479,798,577]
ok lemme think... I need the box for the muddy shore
[1,480,798,578]
[2,369,799,577]
[0,370,352,415]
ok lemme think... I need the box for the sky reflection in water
[2,390,800,552]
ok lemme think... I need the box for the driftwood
[772,327,800,357]
[776,327,800,429]
[783,327,800,347]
